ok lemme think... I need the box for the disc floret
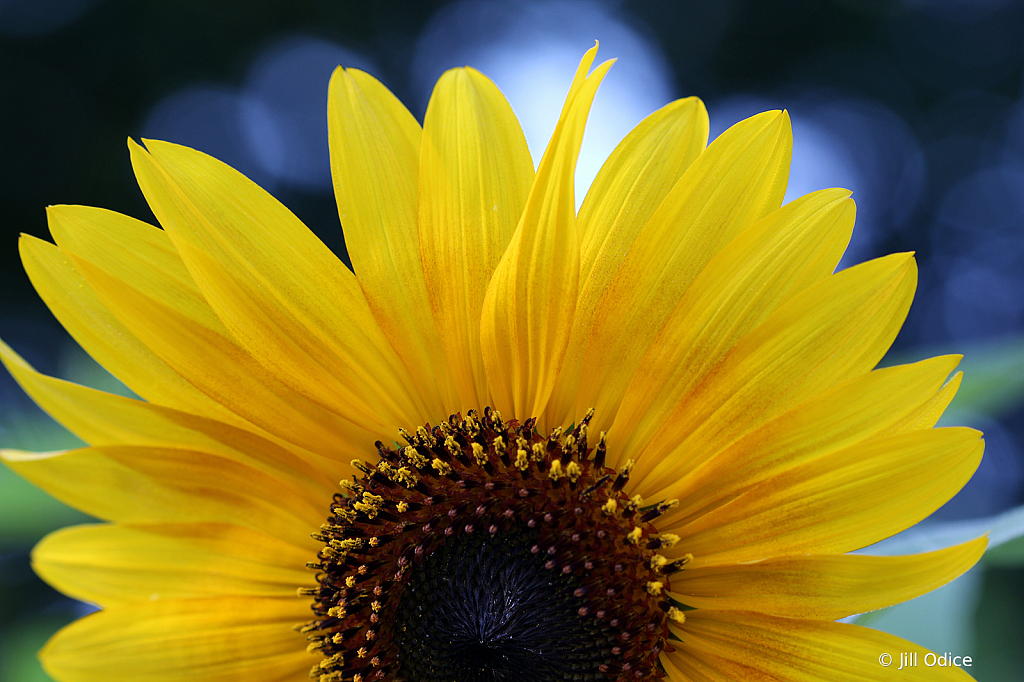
[301,408,689,682]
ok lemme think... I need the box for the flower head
[2,45,985,682]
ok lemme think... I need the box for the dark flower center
[393,526,614,682]
[300,408,689,682]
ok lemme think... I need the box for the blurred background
[2,0,1024,679]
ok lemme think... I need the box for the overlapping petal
[611,188,855,469]
[573,109,793,435]
[0,339,338,494]
[33,523,314,607]
[1,446,325,544]
[129,139,423,435]
[17,232,228,420]
[328,67,458,416]
[663,427,983,566]
[418,67,533,411]
[41,597,309,682]
[632,252,919,495]
[667,611,976,681]
[480,45,612,419]
[544,96,709,426]
[647,355,963,526]
[41,206,377,463]
[668,537,986,619]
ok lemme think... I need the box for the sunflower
[2,44,985,682]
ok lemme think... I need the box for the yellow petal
[612,188,855,470]
[573,109,793,435]
[41,596,309,682]
[879,369,963,438]
[664,427,983,567]
[2,446,325,544]
[129,138,422,434]
[480,45,613,419]
[46,204,373,462]
[660,647,769,682]
[671,610,977,681]
[46,204,199,304]
[577,97,710,290]
[647,356,963,526]
[0,338,338,495]
[57,233,376,463]
[544,96,710,426]
[32,522,313,607]
[669,537,986,619]
[17,233,227,420]
[418,67,533,410]
[633,252,918,497]
[328,67,457,416]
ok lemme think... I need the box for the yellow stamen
[393,466,419,487]
[402,445,428,468]
[656,533,680,548]
[515,448,529,470]
[566,461,582,483]
[471,442,487,466]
